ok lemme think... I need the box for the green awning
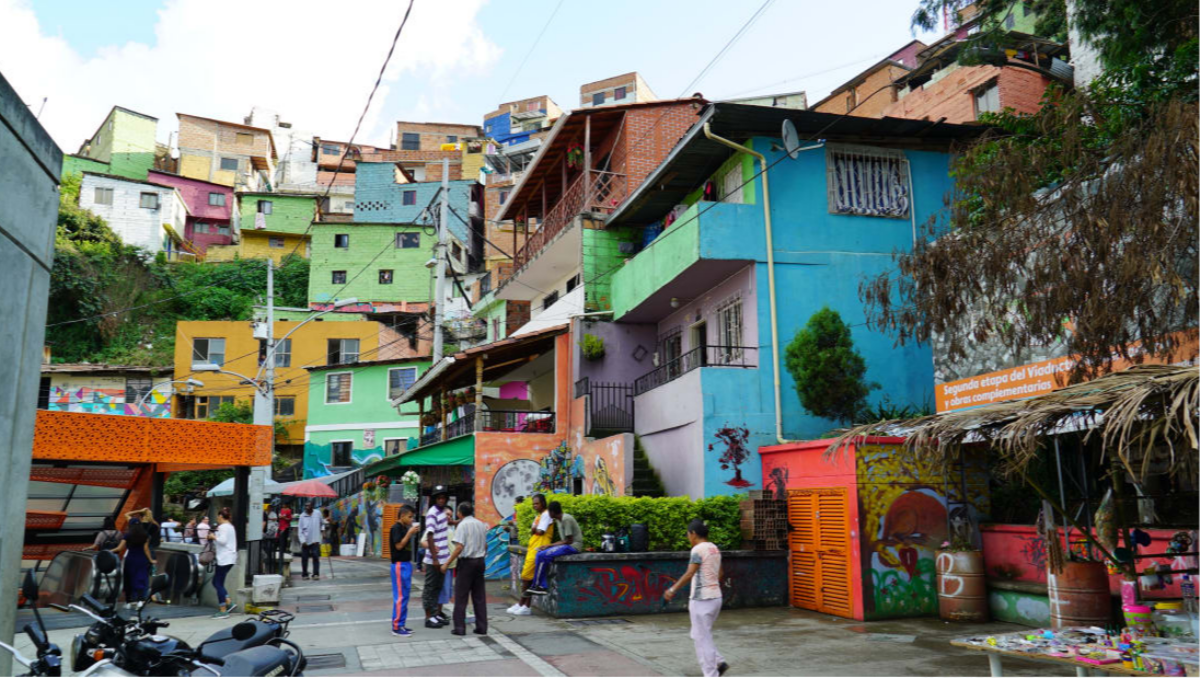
[365,434,475,478]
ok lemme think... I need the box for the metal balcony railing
[512,169,627,271]
[574,377,635,433]
[633,346,758,397]
[479,409,556,434]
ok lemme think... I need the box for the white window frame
[826,143,911,219]
[387,366,419,401]
[973,81,1001,117]
[325,371,354,405]
[714,297,745,363]
[139,192,160,210]
[330,439,354,466]
[192,337,226,369]
[383,438,404,456]
[94,187,114,206]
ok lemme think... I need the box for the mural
[491,459,539,522]
[536,441,585,494]
[324,483,387,557]
[592,457,615,496]
[766,466,789,501]
[47,385,170,418]
[709,425,754,489]
[303,441,391,479]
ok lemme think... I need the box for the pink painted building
[146,170,234,254]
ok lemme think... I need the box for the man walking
[422,486,451,628]
[508,493,553,616]
[664,519,729,678]
[389,505,420,637]
[442,502,488,636]
[297,503,323,581]
[527,501,582,596]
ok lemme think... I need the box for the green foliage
[857,395,934,424]
[163,469,234,502]
[514,494,743,552]
[579,334,606,361]
[785,307,877,424]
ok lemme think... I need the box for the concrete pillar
[0,72,63,675]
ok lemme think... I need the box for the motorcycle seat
[204,645,298,677]
[197,620,277,659]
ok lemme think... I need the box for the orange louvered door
[788,488,853,618]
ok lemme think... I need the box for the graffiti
[576,565,676,607]
[46,386,171,418]
[709,425,754,488]
[1018,534,1048,572]
[592,457,615,496]
[535,441,584,494]
[870,558,937,617]
[484,525,511,580]
[491,459,540,522]
[767,467,789,501]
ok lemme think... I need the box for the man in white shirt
[297,503,323,580]
[442,502,489,636]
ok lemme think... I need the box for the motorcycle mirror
[231,621,257,642]
[20,570,38,609]
[23,623,48,653]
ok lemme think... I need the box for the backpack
[198,539,216,567]
[98,530,122,551]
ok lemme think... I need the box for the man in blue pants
[389,505,420,636]
[527,501,583,596]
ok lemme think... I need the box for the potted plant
[401,470,420,497]
[580,333,606,361]
[936,536,989,622]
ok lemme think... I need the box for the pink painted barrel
[936,550,989,622]
[1048,560,1111,630]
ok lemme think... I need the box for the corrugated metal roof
[41,364,169,374]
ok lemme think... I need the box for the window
[331,270,347,285]
[37,376,50,410]
[452,242,463,260]
[124,378,152,405]
[257,200,273,214]
[715,299,744,362]
[396,232,419,249]
[208,192,226,206]
[236,132,254,145]
[192,338,226,368]
[388,367,418,399]
[565,273,581,293]
[275,396,295,417]
[447,135,457,143]
[327,338,360,365]
[219,157,239,171]
[331,441,353,466]
[773,96,787,107]
[326,373,352,403]
[498,190,509,205]
[195,395,234,419]
[826,145,911,218]
[1004,12,1015,28]
[542,290,559,310]
[334,234,350,248]
[401,132,420,151]
[974,83,1001,117]
[94,187,114,205]
[217,223,230,236]
[321,143,340,155]
[384,439,403,456]
[379,269,394,284]
[269,236,285,248]
[195,222,210,234]
[402,190,417,206]
[615,86,627,100]
[258,338,291,367]
[592,92,605,106]
[720,164,744,204]
[139,192,160,209]
[527,101,539,112]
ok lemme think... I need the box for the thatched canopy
[828,365,1198,480]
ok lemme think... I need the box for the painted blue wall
[353,163,473,242]
[483,110,539,147]
[700,367,773,497]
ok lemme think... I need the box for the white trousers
[689,596,726,677]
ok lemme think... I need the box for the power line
[496,0,566,103]
[677,0,775,98]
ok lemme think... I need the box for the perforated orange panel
[25,511,67,530]
[23,543,79,561]
[34,411,272,467]
[30,466,138,489]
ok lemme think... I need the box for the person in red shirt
[278,504,294,559]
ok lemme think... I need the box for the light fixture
[332,297,359,308]
[185,378,204,388]
[424,257,437,269]
[670,297,681,308]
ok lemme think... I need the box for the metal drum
[936,550,989,622]
[1049,560,1111,630]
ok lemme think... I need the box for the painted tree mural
[710,425,754,488]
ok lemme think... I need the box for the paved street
[18,557,1056,676]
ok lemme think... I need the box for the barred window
[826,145,910,218]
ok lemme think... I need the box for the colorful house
[146,170,235,254]
[176,113,276,190]
[482,95,562,147]
[39,364,175,418]
[62,106,159,181]
[206,192,318,263]
[598,103,981,498]
[302,357,431,478]
[307,222,436,315]
[77,172,196,259]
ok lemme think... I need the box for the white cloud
[0,0,501,152]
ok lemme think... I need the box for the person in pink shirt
[665,519,728,677]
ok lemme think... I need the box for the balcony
[633,345,758,396]
[415,409,556,448]
[574,377,635,435]
[512,169,627,272]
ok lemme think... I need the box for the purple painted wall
[498,382,528,400]
[573,319,657,387]
[633,368,705,497]
[148,170,234,254]
[654,265,758,356]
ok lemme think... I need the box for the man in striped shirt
[422,486,451,629]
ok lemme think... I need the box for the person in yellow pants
[508,494,553,616]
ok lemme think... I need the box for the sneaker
[512,605,532,616]
[505,604,521,614]
[392,627,414,637]
[718,662,729,676]
[225,603,238,615]
[213,610,230,619]
[527,586,548,596]
[311,575,320,581]
[434,612,449,623]
[424,618,446,629]
[301,575,309,580]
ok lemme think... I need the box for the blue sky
[8,0,942,151]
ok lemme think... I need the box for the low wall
[508,547,787,618]
[988,580,1051,627]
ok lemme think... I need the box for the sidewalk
[16,557,1055,676]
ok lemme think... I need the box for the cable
[717,52,892,100]
[496,0,566,103]
[677,0,775,99]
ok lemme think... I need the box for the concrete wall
[634,368,705,497]
[0,71,62,674]
[238,193,315,236]
[207,231,309,264]
[177,114,274,189]
[352,164,474,242]
[78,173,184,253]
[76,107,158,180]
[572,319,657,387]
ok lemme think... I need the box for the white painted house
[79,172,191,256]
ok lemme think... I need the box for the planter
[1048,560,1110,630]
[936,549,989,622]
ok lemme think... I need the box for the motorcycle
[0,570,63,677]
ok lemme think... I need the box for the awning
[364,436,475,478]
[207,476,284,497]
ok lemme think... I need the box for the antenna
[781,119,801,160]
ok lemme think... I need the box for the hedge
[513,494,744,552]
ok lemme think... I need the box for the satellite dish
[781,119,802,160]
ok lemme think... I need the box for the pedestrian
[508,493,553,616]
[389,505,420,637]
[110,522,151,609]
[664,519,728,678]
[183,518,197,544]
[298,503,323,580]
[196,515,212,543]
[437,505,455,618]
[128,508,161,558]
[88,517,123,552]
[160,516,181,543]
[528,501,583,596]
[421,486,451,628]
[278,503,293,559]
[442,502,488,636]
[207,507,239,619]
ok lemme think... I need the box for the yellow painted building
[172,319,402,449]
[206,231,311,264]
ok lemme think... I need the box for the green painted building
[238,192,319,235]
[303,357,431,478]
[62,106,159,180]
[308,222,433,307]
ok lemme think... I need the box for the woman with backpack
[110,522,152,609]
[89,517,122,551]
[206,507,239,619]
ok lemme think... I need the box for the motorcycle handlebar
[0,641,33,669]
[68,604,109,625]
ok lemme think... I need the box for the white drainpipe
[702,123,821,444]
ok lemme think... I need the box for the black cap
[431,485,449,498]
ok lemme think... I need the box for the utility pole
[432,157,450,362]
[247,259,274,563]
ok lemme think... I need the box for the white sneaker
[513,605,532,616]
[505,604,521,614]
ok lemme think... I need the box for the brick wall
[395,121,482,151]
[883,64,1049,124]
[813,63,908,118]
[618,102,702,192]
[996,67,1051,116]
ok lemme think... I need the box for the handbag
[198,539,216,567]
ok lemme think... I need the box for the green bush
[514,494,743,552]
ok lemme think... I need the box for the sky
[1,0,943,154]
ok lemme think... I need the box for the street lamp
[255,297,358,382]
[134,378,204,409]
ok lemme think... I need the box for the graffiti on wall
[491,459,540,522]
[47,386,170,418]
[324,484,386,557]
[592,457,615,496]
[536,441,585,494]
[709,425,754,489]
[303,441,391,479]
[576,565,677,607]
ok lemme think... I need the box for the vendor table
[951,637,1148,677]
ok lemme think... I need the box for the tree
[709,426,753,489]
[785,307,878,424]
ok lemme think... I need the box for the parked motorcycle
[0,570,63,677]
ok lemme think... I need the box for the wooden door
[788,488,852,618]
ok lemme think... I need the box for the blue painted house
[596,103,982,499]
[353,162,475,244]
[482,96,562,148]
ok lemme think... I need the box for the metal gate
[574,378,634,434]
[788,488,852,618]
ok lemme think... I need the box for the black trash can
[629,523,649,553]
